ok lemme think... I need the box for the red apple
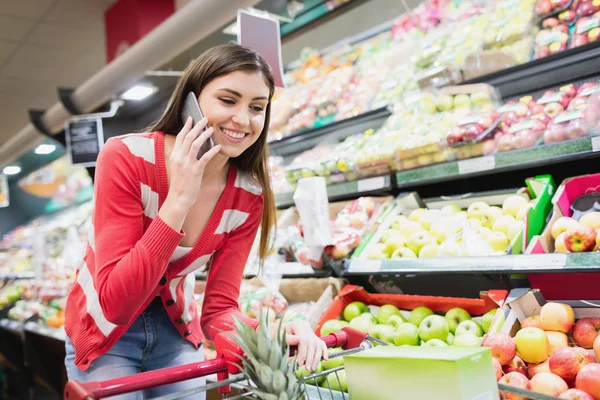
[463,124,485,142]
[538,0,553,14]
[545,102,566,117]
[529,360,552,379]
[530,103,547,116]
[558,94,572,109]
[550,123,568,142]
[504,356,527,377]
[573,34,590,47]
[478,115,494,130]
[561,85,579,99]
[560,389,596,400]
[484,332,517,366]
[543,16,561,28]
[515,130,540,149]
[447,126,464,145]
[499,372,531,400]
[503,111,521,126]
[594,335,600,362]
[523,315,543,329]
[544,129,554,144]
[578,82,598,95]
[493,357,504,380]
[578,1,598,16]
[568,97,590,110]
[560,9,578,23]
[573,317,600,349]
[547,331,570,356]
[564,225,597,252]
[514,103,530,118]
[550,347,592,382]
[497,134,515,152]
[532,118,549,131]
[575,364,600,399]
[567,120,588,139]
[531,372,570,396]
[482,139,496,155]
[541,302,576,333]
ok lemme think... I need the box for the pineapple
[232,310,305,400]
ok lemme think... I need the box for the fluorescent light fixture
[34,144,56,155]
[2,166,21,175]
[121,85,156,101]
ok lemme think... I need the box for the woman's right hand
[166,117,221,212]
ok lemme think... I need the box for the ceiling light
[34,144,56,155]
[2,166,21,175]
[121,85,156,101]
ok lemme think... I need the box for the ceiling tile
[1,60,63,81]
[0,41,18,60]
[27,23,104,52]
[43,0,108,30]
[0,0,56,20]
[10,44,79,69]
[0,16,36,42]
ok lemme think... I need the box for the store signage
[65,118,105,167]
[237,9,286,88]
[0,174,8,208]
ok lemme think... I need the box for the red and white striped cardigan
[65,131,261,372]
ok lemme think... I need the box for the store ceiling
[0,0,115,149]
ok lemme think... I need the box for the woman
[64,44,327,399]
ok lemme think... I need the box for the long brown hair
[148,44,276,263]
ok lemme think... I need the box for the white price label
[458,156,496,175]
[513,254,567,270]
[358,176,386,192]
[592,136,600,152]
[348,260,381,273]
[277,262,315,276]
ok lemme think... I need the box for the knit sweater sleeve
[91,137,184,326]
[200,194,263,340]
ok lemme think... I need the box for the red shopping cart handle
[63,327,367,400]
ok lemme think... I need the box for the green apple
[467,201,490,220]
[446,332,455,345]
[296,363,325,385]
[423,338,449,347]
[481,309,497,334]
[492,215,515,236]
[394,322,420,346]
[437,241,461,257]
[455,320,483,337]
[418,315,450,342]
[441,204,462,215]
[468,218,483,231]
[390,215,409,230]
[453,333,482,347]
[507,220,524,241]
[320,319,349,336]
[445,308,471,334]
[322,369,347,392]
[436,93,453,111]
[419,210,442,230]
[355,312,377,324]
[379,325,396,344]
[380,229,403,244]
[502,195,529,218]
[481,206,503,229]
[453,93,471,109]
[419,243,439,258]
[470,91,491,106]
[386,314,407,329]
[321,352,344,371]
[478,227,492,239]
[377,304,401,324]
[409,208,426,222]
[407,231,431,255]
[516,204,532,221]
[368,324,385,338]
[408,306,434,327]
[398,221,425,238]
[390,247,417,259]
[486,231,509,252]
[383,235,407,257]
[367,244,388,260]
[343,301,368,322]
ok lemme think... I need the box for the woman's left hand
[285,319,328,371]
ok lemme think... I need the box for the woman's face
[198,70,270,158]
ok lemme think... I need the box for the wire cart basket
[63,327,563,400]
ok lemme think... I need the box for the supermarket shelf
[0,272,35,280]
[395,136,600,189]
[23,320,66,342]
[275,174,393,208]
[196,262,332,280]
[0,318,23,334]
[269,107,391,159]
[345,252,600,275]
[464,40,600,98]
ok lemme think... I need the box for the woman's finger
[175,117,193,148]
[189,126,214,159]
[181,117,208,154]
[311,341,322,371]
[195,144,221,170]
[305,340,317,371]
[296,338,308,368]
[321,339,329,361]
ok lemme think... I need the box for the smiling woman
[63,43,329,400]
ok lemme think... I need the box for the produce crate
[527,172,600,300]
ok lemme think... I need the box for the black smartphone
[181,91,215,159]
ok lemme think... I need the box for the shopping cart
[64,327,562,400]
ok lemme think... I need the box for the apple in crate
[549,347,592,382]
[453,334,482,347]
[537,0,553,14]
[564,225,597,252]
[552,217,580,239]
[377,304,402,325]
[481,309,498,334]
[499,372,530,400]
[554,232,569,253]
[321,319,349,336]
[575,364,600,400]
[455,320,483,338]
[529,360,551,379]
[394,322,420,346]
[503,356,527,377]
[531,372,569,396]
[580,212,600,230]
[594,336,600,362]
[541,302,575,333]
[483,332,516,366]
[492,358,503,380]
[343,301,369,321]
[522,315,542,329]
[516,327,550,364]
[418,315,449,343]
[559,389,595,400]
[408,306,434,327]
[572,317,600,349]
[546,331,570,355]
[445,308,471,334]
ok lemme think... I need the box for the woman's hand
[285,319,328,371]
[166,117,221,210]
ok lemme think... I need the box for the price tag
[458,156,495,175]
[592,136,600,152]
[358,176,386,192]
[348,260,381,273]
[513,254,567,270]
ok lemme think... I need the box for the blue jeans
[65,299,206,399]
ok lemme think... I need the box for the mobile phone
[181,91,215,159]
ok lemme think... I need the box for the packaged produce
[571,14,600,47]
[446,109,501,146]
[495,115,548,152]
[391,0,444,40]
[238,284,288,321]
[484,0,537,50]
[544,109,591,143]
[535,0,574,17]
[536,89,574,117]
[576,0,600,17]
[309,66,355,120]
[534,23,570,58]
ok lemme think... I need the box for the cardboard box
[345,346,500,400]
[527,173,600,300]
[462,50,517,81]
[315,285,508,335]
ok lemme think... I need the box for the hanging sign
[0,174,8,208]
[65,117,104,167]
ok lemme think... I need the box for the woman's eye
[219,98,235,105]
[251,106,264,112]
